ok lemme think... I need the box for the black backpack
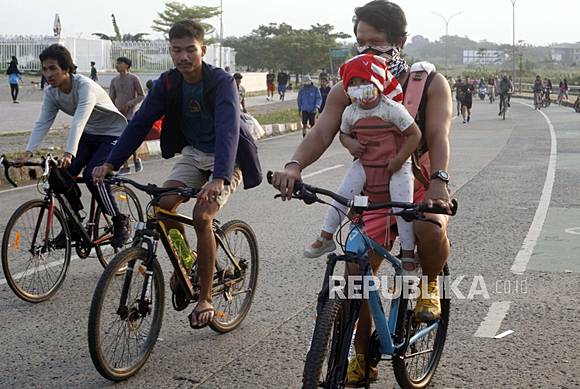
[48,167,84,212]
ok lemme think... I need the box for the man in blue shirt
[297,75,322,137]
[93,20,261,329]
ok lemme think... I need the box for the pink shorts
[362,182,428,246]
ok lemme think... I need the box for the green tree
[152,1,220,38]
[224,23,349,75]
[93,14,149,41]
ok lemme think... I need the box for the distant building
[550,44,580,65]
[463,49,506,65]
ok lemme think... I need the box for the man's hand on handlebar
[60,152,73,169]
[92,163,115,184]
[271,164,301,201]
[424,180,454,214]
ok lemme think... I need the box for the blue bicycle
[267,172,457,389]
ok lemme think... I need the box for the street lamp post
[218,0,223,68]
[431,11,463,69]
[510,0,516,83]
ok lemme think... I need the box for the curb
[139,121,302,158]
[0,121,302,187]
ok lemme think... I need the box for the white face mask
[347,84,378,104]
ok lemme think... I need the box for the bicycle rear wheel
[88,247,164,381]
[392,265,450,389]
[1,199,71,303]
[210,220,259,333]
[94,185,143,268]
[302,298,355,389]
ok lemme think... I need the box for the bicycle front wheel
[210,220,259,333]
[88,247,164,381]
[392,265,450,389]
[302,298,355,389]
[1,199,71,303]
[94,185,143,269]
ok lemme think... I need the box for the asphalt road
[0,99,579,388]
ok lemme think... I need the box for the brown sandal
[188,306,215,329]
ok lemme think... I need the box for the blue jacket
[106,62,262,189]
[297,84,322,113]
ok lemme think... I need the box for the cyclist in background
[533,75,543,108]
[16,44,130,248]
[487,75,496,102]
[497,74,513,115]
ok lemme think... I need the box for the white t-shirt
[340,95,415,134]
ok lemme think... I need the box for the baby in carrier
[304,54,421,272]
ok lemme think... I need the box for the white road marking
[474,301,512,338]
[494,330,514,339]
[511,103,557,275]
[0,183,37,194]
[303,165,344,179]
[565,227,580,235]
[0,254,80,286]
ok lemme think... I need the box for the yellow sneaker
[415,280,441,322]
[346,354,378,387]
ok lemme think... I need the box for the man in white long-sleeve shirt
[17,44,130,247]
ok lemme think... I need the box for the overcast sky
[3,0,578,46]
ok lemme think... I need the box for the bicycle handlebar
[266,170,458,218]
[104,175,200,198]
[0,154,58,188]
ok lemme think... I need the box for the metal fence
[111,41,172,72]
[1,36,236,73]
[0,35,59,72]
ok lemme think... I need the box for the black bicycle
[0,155,143,303]
[267,172,457,389]
[499,92,509,120]
[87,175,259,381]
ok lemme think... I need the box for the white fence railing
[0,35,59,72]
[1,36,236,73]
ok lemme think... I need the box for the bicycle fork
[117,238,156,321]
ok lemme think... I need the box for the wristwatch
[430,170,450,183]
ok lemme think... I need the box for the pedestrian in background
[319,75,331,113]
[297,74,322,137]
[90,61,98,81]
[266,70,275,101]
[109,56,145,174]
[6,56,22,103]
[233,72,247,113]
[277,70,289,101]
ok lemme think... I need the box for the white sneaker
[303,236,336,258]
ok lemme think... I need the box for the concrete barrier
[1,121,303,187]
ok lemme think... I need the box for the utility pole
[510,0,516,82]
[219,0,223,68]
[431,11,463,68]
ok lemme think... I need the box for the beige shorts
[167,146,242,207]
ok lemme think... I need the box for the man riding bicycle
[498,74,513,116]
[16,44,130,248]
[533,75,543,108]
[271,1,453,384]
[92,20,262,329]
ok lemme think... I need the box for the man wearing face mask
[305,55,421,264]
[297,75,322,137]
[270,1,453,384]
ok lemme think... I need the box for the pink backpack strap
[403,70,429,119]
